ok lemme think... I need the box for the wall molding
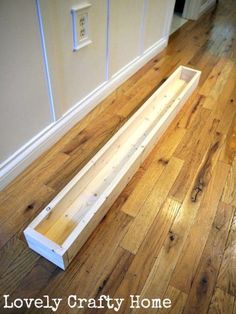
[183,0,216,20]
[140,0,148,55]
[105,0,110,80]
[199,0,217,17]
[163,0,176,38]
[0,37,168,190]
[35,0,56,122]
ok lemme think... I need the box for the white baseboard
[0,37,168,190]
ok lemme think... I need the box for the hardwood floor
[1,0,236,313]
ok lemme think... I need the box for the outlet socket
[71,3,92,51]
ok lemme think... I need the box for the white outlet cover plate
[71,3,92,51]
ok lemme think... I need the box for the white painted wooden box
[24,66,201,269]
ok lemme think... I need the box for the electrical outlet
[78,13,88,41]
[79,15,86,27]
[71,3,92,51]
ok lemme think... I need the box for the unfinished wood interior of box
[35,67,196,246]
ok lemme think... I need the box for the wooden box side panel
[24,229,67,270]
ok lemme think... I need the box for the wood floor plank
[121,127,185,217]
[157,285,187,314]
[213,65,236,125]
[0,220,13,250]
[174,106,211,160]
[171,115,220,202]
[0,237,39,296]
[0,258,59,311]
[110,197,181,313]
[182,202,234,314]
[216,103,236,141]
[120,158,183,254]
[138,162,229,304]
[188,50,220,88]
[92,247,134,300]
[199,58,230,98]
[176,92,205,130]
[0,183,55,227]
[219,114,236,165]
[52,247,134,314]
[222,158,236,206]
[170,141,228,294]
[0,152,70,198]
[0,184,55,248]
[0,236,31,279]
[208,288,235,314]
[46,113,125,191]
[201,60,234,110]
[217,208,236,297]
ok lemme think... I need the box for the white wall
[109,0,144,77]
[183,0,216,20]
[40,0,174,116]
[199,0,216,16]
[0,0,175,189]
[40,0,108,115]
[0,0,52,163]
[143,0,169,52]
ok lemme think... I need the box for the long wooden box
[24,66,201,269]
